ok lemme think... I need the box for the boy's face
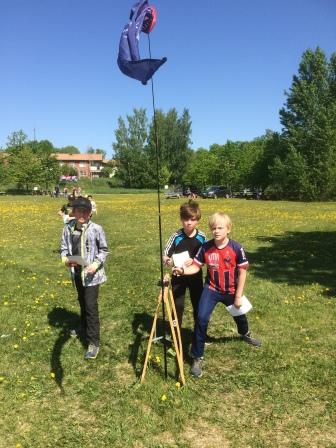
[73,207,91,224]
[181,215,199,235]
[210,221,230,242]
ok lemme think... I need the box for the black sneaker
[190,357,203,378]
[241,332,261,347]
[84,344,99,360]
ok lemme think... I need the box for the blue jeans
[191,284,249,358]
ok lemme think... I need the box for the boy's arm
[162,232,176,266]
[234,268,247,308]
[173,262,201,276]
[87,226,109,273]
[94,227,109,264]
[60,228,70,264]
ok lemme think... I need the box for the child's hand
[66,260,79,268]
[86,264,97,275]
[172,267,183,276]
[163,256,172,267]
[184,258,193,267]
[233,296,242,309]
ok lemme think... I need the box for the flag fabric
[117,0,167,85]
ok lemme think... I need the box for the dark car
[201,186,231,199]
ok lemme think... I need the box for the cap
[71,197,92,212]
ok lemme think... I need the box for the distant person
[58,203,74,225]
[173,212,261,378]
[87,195,97,215]
[163,200,206,333]
[60,197,109,360]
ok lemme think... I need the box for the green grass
[0,195,335,447]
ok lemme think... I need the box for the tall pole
[148,34,168,379]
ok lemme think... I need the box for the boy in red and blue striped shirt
[173,212,261,377]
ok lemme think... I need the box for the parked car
[164,190,183,199]
[201,186,231,199]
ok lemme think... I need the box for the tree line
[112,48,336,200]
[1,47,335,199]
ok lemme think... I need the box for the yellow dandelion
[50,372,55,379]
[155,356,161,364]
[175,382,181,389]
[13,344,19,349]
[305,336,310,341]
[161,394,167,401]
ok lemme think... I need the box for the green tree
[0,151,9,186]
[57,146,80,154]
[148,108,192,185]
[113,108,150,188]
[87,147,107,159]
[39,156,61,191]
[6,130,28,153]
[278,47,336,199]
[183,148,217,189]
[7,146,42,191]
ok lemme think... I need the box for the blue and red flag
[117,0,167,85]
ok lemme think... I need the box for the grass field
[0,194,335,448]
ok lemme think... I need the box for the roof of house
[53,153,104,162]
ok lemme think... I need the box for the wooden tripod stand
[140,274,185,385]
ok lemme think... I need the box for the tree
[39,156,61,191]
[113,108,150,188]
[0,152,9,186]
[6,130,28,153]
[148,108,192,185]
[183,148,217,189]
[278,47,336,199]
[7,146,42,190]
[87,147,107,159]
[57,146,80,154]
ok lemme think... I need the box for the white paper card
[67,255,87,267]
[226,295,252,317]
[172,251,190,268]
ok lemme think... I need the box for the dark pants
[191,284,249,358]
[74,275,100,346]
[171,273,203,329]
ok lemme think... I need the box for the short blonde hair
[208,212,232,232]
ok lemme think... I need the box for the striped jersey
[194,239,249,294]
[164,229,207,259]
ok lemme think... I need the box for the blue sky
[1,0,335,158]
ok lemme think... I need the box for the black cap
[71,197,92,212]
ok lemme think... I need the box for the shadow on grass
[205,334,243,345]
[48,307,86,394]
[128,312,193,378]
[249,231,336,296]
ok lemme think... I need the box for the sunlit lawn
[0,194,335,447]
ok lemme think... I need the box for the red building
[54,153,107,178]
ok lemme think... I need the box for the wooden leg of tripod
[168,288,184,367]
[165,286,186,385]
[140,291,162,384]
